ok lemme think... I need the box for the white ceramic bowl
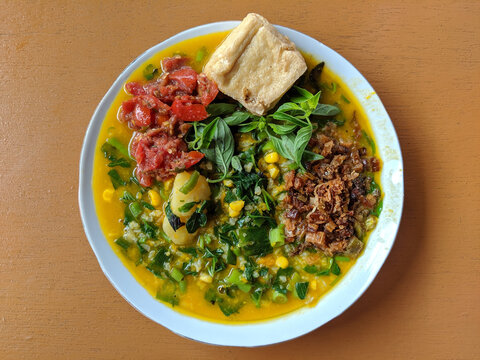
[79,21,404,347]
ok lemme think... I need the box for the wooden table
[1,1,479,358]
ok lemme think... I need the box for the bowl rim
[79,20,404,347]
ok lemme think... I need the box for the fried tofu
[203,13,307,116]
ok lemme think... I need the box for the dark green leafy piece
[224,111,251,126]
[107,169,125,189]
[185,200,208,233]
[165,203,185,231]
[141,220,157,239]
[120,190,135,203]
[143,64,158,80]
[206,103,237,117]
[295,282,309,300]
[178,201,200,213]
[362,130,377,154]
[147,247,170,277]
[309,62,324,90]
[372,198,383,217]
[141,201,155,210]
[240,226,273,257]
[114,237,130,250]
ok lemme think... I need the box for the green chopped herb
[195,46,207,63]
[114,237,130,250]
[129,202,142,218]
[340,94,351,104]
[178,201,200,213]
[143,64,158,80]
[107,169,125,189]
[362,130,377,154]
[295,282,309,300]
[165,202,185,231]
[179,171,199,194]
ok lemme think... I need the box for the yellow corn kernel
[267,164,279,179]
[148,190,162,207]
[311,280,317,290]
[103,188,114,202]
[199,273,213,283]
[229,200,245,212]
[264,151,279,164]
[164,178,174,191]
[276,256,289,269]
[229,207,241,218]
[223,179,234,187]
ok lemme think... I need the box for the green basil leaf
[271,112,308,127]
[268,122,297,135]
[237,122,259,133]
[293,85,314,99]
[303,150,324,162]
[231,156,243,172]
[197,118,218,149]
[293,125,313,169]
[276,102,303,113]
[224,111,251,126]
[206,103,237,117]
[312,104,341,117]
[209,118,234,183]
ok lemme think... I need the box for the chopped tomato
[171,96,208,122]
[121,98,137,113]
[161,56,189,72]
[133,103,152,127]
[130,130,203,187]
[125,82,146,96]
[197,73,219,106]
[169,68,198,94]
[183,151,205,168]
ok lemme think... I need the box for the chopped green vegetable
[362,130,377,154]
[372,198,383,217]
[143,64,158,80]
[272,290,288,304]
[195,46,207,63]
[179,170,199,194]
[106,137,130,159]
[185,200,208,233]
[129,202,142,218]
[107,169,125,189]
[340,94,351,104]
[295,282,309,300]
[269,225,285,247]
[114,237,130,250]
[165,202,184,231]
[178,201,200,213]
[170,267,184,282]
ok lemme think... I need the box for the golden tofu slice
[204,13,307,116]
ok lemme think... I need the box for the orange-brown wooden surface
[1,1,479,359]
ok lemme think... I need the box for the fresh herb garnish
[185,200,208,233]
[143,64,158,80]
[107,169,125,189]
[165,202,185,231]
[295,282,309,300]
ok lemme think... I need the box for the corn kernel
[199,273,213,283]
[311,280,317,290]
[276,256,289,269]
[229,200,245,212]
[265,151,279,163]
[229,207,241,218]
[164,178,174,191]
[267,164,279,179]
[103,188,114,202]
[148,190,162,207]
[223,179,234,187]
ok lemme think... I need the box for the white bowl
[79,21,404,347]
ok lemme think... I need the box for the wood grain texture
[0,0,479,359]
